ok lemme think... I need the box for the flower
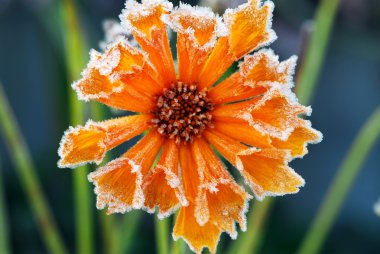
[58,0,322,253]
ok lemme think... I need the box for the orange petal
[209,49,297,104]
[224,0,276,59]
[88,130,163,214]
[92,38,164,96]
[213,120,272,148]
[191,138,250,237]
[237,148,304,200]
[73,67,155,113]
[271,121,323,158]
[58,114,152,168]
[167,4,226,84]
[204,130,304,200]
[143,140,188,218]
[121,0,176,86]
[213,88,311,140]
[198,0,276,89]
[173,204,221,254]
[179,143,200,203]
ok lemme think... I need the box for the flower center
[152,82,214,143]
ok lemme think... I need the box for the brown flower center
[152,82,214,143]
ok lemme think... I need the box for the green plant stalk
[119,210,143,253]
[0,159,11,254]
[296,0,341,105]
[228,0,341,252]
[155,216,170,254]
[59,1,93,253]
[0,84,67,254]
[227,198,273,254]
[298,106,380,254]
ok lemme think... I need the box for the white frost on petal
[99,19,138,51]
[223,0,277,55]
[88,157,144,214]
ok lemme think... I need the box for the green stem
[298,106,380,254]
[59,1,93,253]
[119,211,143,253]
[0,84,67,254]
[226,199,273,254]
[0,158,11,254]
[155,216,169,254]
[296,0,341,105]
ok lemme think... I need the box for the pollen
[152,82,214,143]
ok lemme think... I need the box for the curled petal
[166,3,226,84]
[73,68,155,113]
[58,115,152,168]
[213,88,311,140]
[205,130,304,200]
[198,0,276,89]
[120,0,176,86]
[191,138,250,237]
[179,144,200,203]
[173,204,221,254]
[143,140,188,218]
[271,120,323,158]
[209,49,297,104]
[88,131,163,214]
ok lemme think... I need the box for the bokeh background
[0,0,379,253]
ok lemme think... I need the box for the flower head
[58,0,322,253]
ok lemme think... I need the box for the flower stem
[119,210,143,253]
[298,106,380,254]
[0,159,11,254]
[296,0,341,105]
[0,83,67,254]
[59,0,93,253]
[155,216,169,254]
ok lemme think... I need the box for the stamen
[152,82,214,143]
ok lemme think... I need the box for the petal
[179,143,200,203]
[191,138,250,237]
[92,38,164,95]
[224,0,276,59]
[204,130,304,200]
[121,0,176,86]
[213,120,272,148]
[88,130,163,214]
[73,68,155,113]
[198,0,276,89]
[166,4,226,84]
[173,204,221,254]
[271,121,323,158]
[143,140,188,218]
[209,49,297,104]
[58,115,152,168]
[213,88,311,140]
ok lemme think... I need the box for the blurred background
[0,0,379,253]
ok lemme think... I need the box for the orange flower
[58,0,322,253]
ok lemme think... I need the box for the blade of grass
[298,106,380,254]
[59,0,93,253]
[227,0,341,253]
[0,83,67,254]
[296,0,341,105]
[155,216,169,254]
[0,158,11,254]
[119,210,143,253]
